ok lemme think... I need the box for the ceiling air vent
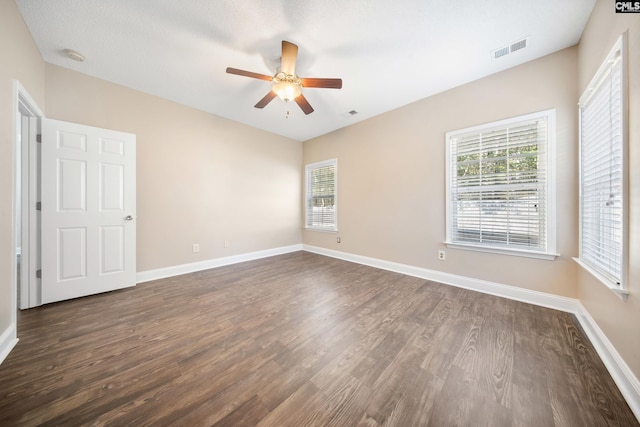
[343,109,359,119]
[493,46,510,59]
[491,37,529,60]
[510,38,527,53]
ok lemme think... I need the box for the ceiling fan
[226,40,342,115]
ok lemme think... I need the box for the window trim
[575,34,629,299]
[304,158,338,232]
[445,109,557,260]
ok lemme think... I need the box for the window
[305,159,337,231]
[446,110,556,259]
[576,35,628,296]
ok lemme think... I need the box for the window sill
[445,242,558,261]
[573,257,629,301]
[304,227,337,233]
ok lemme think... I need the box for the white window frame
[304,158,338,232]
[445,109,557,260]
[574,34,629,299]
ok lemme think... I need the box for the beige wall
[0,0,45,338]
[45,64,302,272]
[577,0,640,378]
[3,0,638,390]
[304,46,579,298]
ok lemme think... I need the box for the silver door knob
[124,215,134,221]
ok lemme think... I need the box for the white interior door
[41,119,136,304]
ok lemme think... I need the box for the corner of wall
[0,322,18,365]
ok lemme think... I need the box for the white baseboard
[0,322,18,366]
[303,244,640,420]
[136,244,303,284]
[574,303,640,420]
[303,245,577,312]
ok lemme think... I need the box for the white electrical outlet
[192,244,200,253]
[438,250,446,261]
[224,240,229,248]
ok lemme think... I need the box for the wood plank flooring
[0,251,637,426]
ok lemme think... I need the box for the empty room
[1,0,639,425]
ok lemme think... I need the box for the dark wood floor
[0,252,636,426]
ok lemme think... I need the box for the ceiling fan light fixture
[226,41,341,114]
[272,80,301,102]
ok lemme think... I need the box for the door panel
[58,227,87,280]
[57,130,86,151]
[100,163,124,210]
[100,226,124,274]
[58,159,87,211]
[42,119,136,304]
[100,137,124,156]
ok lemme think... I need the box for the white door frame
[14,81,44,310]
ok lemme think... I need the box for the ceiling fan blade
[281,41,298,75]
[226,67,273,82]
[294,94,314,115]
[255,91,277,109]
[300,78,343,89]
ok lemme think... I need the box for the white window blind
[305,159,337,231]
[578,35,627,291]
[446,110,555,258]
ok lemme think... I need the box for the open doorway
[15,111,22,307]
[14,81,43,312]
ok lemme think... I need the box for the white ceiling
[16,0,595,142]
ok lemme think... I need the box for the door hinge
[36,269,41,279]
[36,134,42,143]
[36,202,41,211]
